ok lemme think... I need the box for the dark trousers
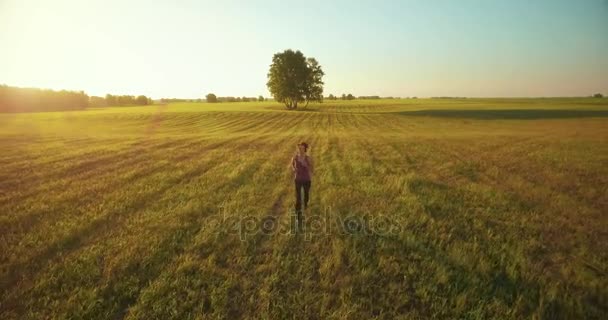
[294,180,311,213]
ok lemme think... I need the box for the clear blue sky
[1,0,607,98]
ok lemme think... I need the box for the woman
[291,142,313,219]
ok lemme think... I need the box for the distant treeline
[431,96,468,99]
[0,85,153,112]
[0,85,89,112]
[159,98,202,103]
[217,96,263,102]
[326,94,355,100]
[90,94,153,107]
[205,93,266,103]
[96,94,152,106]
[325,94,404,100]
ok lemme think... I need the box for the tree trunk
[285,98,294,109]
[285,98,299,110]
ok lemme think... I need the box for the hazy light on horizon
[1,0,607,98]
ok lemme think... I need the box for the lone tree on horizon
[206,93,218,103]
[267,49,324,109]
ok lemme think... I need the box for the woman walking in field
[292,142,313,223]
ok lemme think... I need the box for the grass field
[1,98,607,319]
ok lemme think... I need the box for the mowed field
[1,99,607,319]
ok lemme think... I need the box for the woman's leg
[294,180,303,213]
[303,181,311,210]
[294,181,304,229]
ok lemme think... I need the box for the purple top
[293,155,312,181]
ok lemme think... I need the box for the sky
[1,0,607,98]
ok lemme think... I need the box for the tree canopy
[266,49,324,109]
[206,93,218,103]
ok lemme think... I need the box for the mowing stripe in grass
[0,136,261,296]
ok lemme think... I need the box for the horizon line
[1,83,605,100]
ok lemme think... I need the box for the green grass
[1,98,607,319]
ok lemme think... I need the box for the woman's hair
[299,142,308,152]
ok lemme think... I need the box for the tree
[593,93,604,98]
[223,96,237,102]
[116,95,135,105]
[302,57,324,107]
[267,49,324,109]
[346,93,355,100]
[89,96,107,107]
[258,95,265,102]
[105,94,117,106]
[206,93,218,103]
[136,95,149,105]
